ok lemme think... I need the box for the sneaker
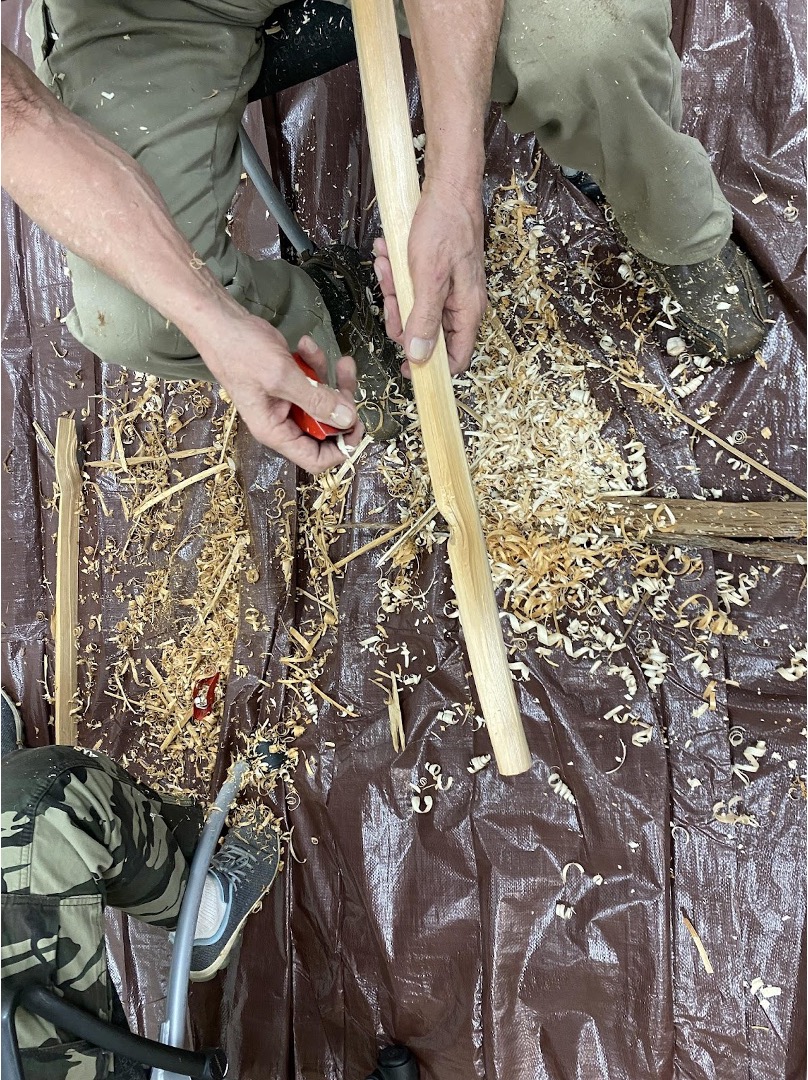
[189,826,281,982]
[300,244,407,441]
[1,689,24,758]
[645,239,769,363]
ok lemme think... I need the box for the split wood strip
[87,446,217,468]
[330,518,412,572]
[647,535,805,563]
[54,417,81,744]
[388,671,404,752]
[160,710,194,752]
[602,496,807,539]
[352,0,530,774]
[682,913,714,974]
[132,461,229,518]
[33,419,55,460]
[376,504,440,568]
[198,535,247,623]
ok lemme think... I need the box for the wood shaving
[682,913,714,974]
[467,754,492,774]
[548,771,577,805]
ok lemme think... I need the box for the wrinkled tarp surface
[1,1,806,1078]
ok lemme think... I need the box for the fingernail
[299,336,317,355]
[373,261,384,282]
[330,403,354,428]
[409,337,433,362]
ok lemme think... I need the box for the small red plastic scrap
[192,673,220,720]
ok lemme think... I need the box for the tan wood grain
[54,417,81,744]
[351,0,531,775]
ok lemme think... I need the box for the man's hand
[197,306,361,473]
[372,179,486,376]
[2,47,361,474]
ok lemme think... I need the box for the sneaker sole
[189,896,268,983]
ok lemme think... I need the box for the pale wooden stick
[132,461,228,518]
[351,0,531,775]
[54,417,81,744]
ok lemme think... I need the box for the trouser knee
[491,0,732,263]
[66,255,210,379]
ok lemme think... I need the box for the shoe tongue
[194,873,229,940]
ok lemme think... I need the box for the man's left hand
[372,178,487,377]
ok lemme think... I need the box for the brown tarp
[1,1,805,1078]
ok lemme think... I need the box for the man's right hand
[197,309,361,473]
[1,48,360,474]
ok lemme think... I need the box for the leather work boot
[300,245,406,441]
[645,240,769,363]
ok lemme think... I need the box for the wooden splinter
[54,416,81,744]
[351,0,531,775]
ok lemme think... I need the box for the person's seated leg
[0,737,279,1072]
[189,817,281,982]
[1,744,197,1076]
[491,0,767,362]
[23,0,356,392]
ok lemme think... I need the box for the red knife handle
[290,353,341,440]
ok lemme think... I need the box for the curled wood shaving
[548,772,577,805]
[561,862,584,884]
[467,754,492,774]
[604,738,627,774]
[732,740,767,784]
[712,797,759,827]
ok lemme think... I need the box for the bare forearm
[0,47,242,361]
[1,48,360,470]
[401,0,503,198]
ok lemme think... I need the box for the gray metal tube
[238,125,313,255]
[160,762,248,1072]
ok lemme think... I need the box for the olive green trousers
[27,0,732,381]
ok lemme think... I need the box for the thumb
[284,358,356,429]
[403,283,446,365]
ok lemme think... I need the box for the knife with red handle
[290,352,341,440]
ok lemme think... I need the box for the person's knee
[67,277,183,370]
[500,1,675,134]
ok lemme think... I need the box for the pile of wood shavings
[82,375,254,794]
[233,439,373,824]
[74,180,802,823]
[368,180,790,689]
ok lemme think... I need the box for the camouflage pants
[1,747,203,1080]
